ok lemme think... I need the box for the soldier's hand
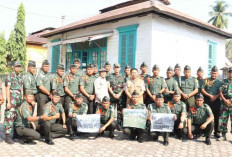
[41,115,46,120]
[100,127,105,133]
[89,95,95,101]
[182,94,188,100]
[188,132,193,139]
[200,123,207,130]
[63,124,67,129]
[31,101,36,106]
[113,94,119,100]
[225,99,231,107]
[178,122,184,129]
[173,115,177,121]
[7,102,11,109]
[73,113,77,118]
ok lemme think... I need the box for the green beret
[197,67,203,72]
[211,66,218,72]
[195,93,204,99]
[174,63,181,69]
[99,68,107,72]
[125,65,131,70]
[114,63,120,68]
[28,60,36,67]
[140,62,148,67]
[42,59,49,65]
[173,90,181,95]
[184,65,191,71]
[102,96,110,102]
[70,64,77,68]
[132,90,139,96]
[167,66,173,72]
[156,93,164,98]
[14,61,22,67]
[152,64,159,70]
[74,59,81,63]
[86,64,93,69]
[52,91,60,96]
[93,63,98,68]
[104,61,111,66]
[25,89,34,95]
[57,64,64,70]
[75,93,83,98]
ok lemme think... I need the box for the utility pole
[61,15,65,26]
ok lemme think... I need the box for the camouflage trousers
[4,90,22,135]
[219,102,232,133]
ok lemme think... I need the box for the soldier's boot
[69,134,74,141]
[109,131,115,139]
[45,139,54,145]
[182,134,187,142]
[5,134,14,144]
[221,133,227,141]
[214,132,220,138]
[205,137,211,145]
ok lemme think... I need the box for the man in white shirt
[94,68,110,108]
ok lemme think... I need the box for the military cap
[197,67,203,72]
[28,60,36,67]
[70,64,77,68]
[25,89,34,95]
[93,63,98,68]
[156,93,164,98]
[195,93,204,99]
[173,90,181,95]
[57,64,64,70]
[167,66,174,72]
[125,65,131,70]
[174,63,181,69]
[114,63,120,68]
[99,68,107,72]
[104,61,111,66]
[132,90,139,96]
[74,59,81,63]
[14,61,22,67]
[42,59,49,65]
[102,96,110,102]
[184,65,191,71]
[152,64,159,70]
[228,67,232,72]
[75,93,83,98]
[211,66,218,72]
[52,91,60,96]
[86,63,93,69]
[140,62,148,67]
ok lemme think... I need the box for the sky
[0,0,232,40]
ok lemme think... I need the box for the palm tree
[208,1,232,29]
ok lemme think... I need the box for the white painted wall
[151,14,226,78]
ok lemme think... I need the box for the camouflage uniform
[4,71,23,135]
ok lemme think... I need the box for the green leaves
[0,32,7,74]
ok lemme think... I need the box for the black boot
[163,141,169,146]
[5,134,14,144]
[214,132,220,138]
[69,134,74,141]
[45,139,54,145]
[205,137,211,145]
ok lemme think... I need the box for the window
[208,41,217,76]
[117,24,138,71]
[100,51,107,68]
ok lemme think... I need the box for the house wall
[151,14,226,78]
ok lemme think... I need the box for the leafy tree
[0,32,7,74]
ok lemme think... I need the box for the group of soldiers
[0,58,231,146]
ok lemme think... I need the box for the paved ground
[0,123,232,157]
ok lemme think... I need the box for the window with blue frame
[117,24,138,71]
[208,41,217,76]
[51,39,61,73]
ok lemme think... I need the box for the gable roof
[41,1,232,38]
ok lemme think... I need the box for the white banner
[150,113,175,132]
[76,114,100,133]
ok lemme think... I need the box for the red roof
[41,1,232,38]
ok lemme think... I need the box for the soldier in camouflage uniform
[124,65,131,81]
[0,77,5,121]
[79,64,95,114]
[147,93,172,146]
[67,93,88,140]
[173,63,182,88]
[92,63,99,80]
[121,65,131,112]
[104,61,111,81]
[185,93,214,145]
[4,61,23,144]
[146,65,167,104]
[23,60,37,101]
[140,62,150,106]
[179,65,199,110]
[96,96,116,139]
[108,63,125,131]
[202,66,222,138]
[164,66,178,102]
[73,59,85,78]
[36,60,52,116]
[219,67,232,140]
[197,67,204,94]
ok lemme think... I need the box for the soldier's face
[195,98,204,107]
[131,70,138,79]
[166,71,173,78]
[152,69,159,77]
[210,71,218,79]
[74,62,81,69]
[52,95,61,104]
[173,95,181,102]
[228,71,232,79]
[140,67,148,73]
[57,69,64,77]
[184,70,191,78]
[25,94,34,104]
[70,67,77,74]
[14,66,21,73]
[75,97,83,105]
[86,68,93,75]
[104,65,111,72]
[102,101,110,109]
[197,71,204,78]
[155,98,164,107]
[131,95,139,104]
[113,67,120,73]
[28,66,36,74]
[42,65,50,73]
[99,71,106,78]
[174,68,181,76]
[124,69,131,76]
[93,67,98,74]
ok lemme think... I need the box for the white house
[41,0,232,78]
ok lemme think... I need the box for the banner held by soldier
[76,114,101,133]
[123,109,147,129]
[151,113,175,132]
